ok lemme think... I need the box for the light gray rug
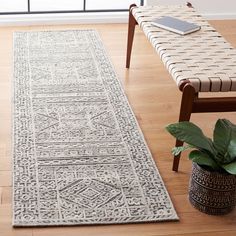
[13,30,178,226]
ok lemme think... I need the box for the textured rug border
[12,29,179,226]
[13,217,179,227]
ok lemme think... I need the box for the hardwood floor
[1,20,236,236]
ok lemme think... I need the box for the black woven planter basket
[189,163,236,215]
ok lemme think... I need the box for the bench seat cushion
[132,5,236,92]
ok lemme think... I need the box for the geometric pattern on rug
[13,30,178,226]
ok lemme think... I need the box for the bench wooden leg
[172,82,196,171]
[126,4,137,68]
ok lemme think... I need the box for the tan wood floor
[1,20,236,236]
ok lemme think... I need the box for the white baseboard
[0,10,235,26]
[0,12,129,26]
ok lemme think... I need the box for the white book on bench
[151,16,201,35]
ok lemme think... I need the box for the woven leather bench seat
[126,3,236,172]
[131,5,236,93]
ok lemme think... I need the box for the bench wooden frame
[126,3,236,172]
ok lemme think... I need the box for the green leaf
[166,122,215,155]
[215,148,236,165]
[213,119,232,158]
[189,150,220,170]
[226,139,236,161]
[213,119,236,163]
[171,145,194,156]
[221,119,236,132]
[222,161,236,175]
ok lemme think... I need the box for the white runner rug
[13,30,178,226]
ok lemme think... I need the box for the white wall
[145,0,236,19]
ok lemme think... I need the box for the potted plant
[166,119,236,215]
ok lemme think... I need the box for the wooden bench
[126,3,236,172]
